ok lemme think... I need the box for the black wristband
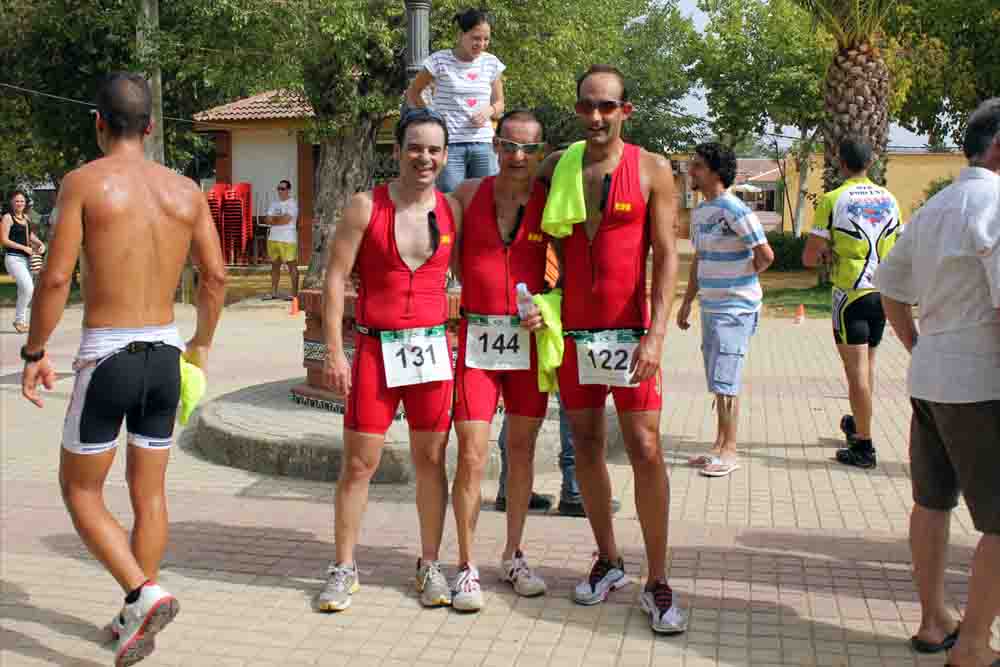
[20,345,45,363]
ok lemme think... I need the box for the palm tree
[792,0,897,190]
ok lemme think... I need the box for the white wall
[230,128,298,217]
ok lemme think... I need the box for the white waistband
[77,324,184,362]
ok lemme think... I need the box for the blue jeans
[436,141,498,193]
[496,395,580,503]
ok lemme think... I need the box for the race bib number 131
[381,326,453,388]
[573,329,641,387]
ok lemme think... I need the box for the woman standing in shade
[405,8,505,193]
[2,190,44,333]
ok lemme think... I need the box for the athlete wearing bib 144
[804,136,903,469]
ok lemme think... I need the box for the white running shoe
[114,583,179,667]
[573,555,628,605]
[639,581,688,635]
[451,564,484,612]
[500,551,547,597]
[107,608,125,639]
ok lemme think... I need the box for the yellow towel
[541,141,587,238]
[532,290,564,392]
[178,356,207,425]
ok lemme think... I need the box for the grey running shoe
[573,555,627,605]
[315,563,359,612]
[639,581,688,635]
[415,559,452,607]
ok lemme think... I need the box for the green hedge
[766,231,807,271]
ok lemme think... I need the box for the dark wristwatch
[20,345,45,363]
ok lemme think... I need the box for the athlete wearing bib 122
[811,177,902,345]
[455,176,550,421]
[346,184,456,434]
[558,142,661,411]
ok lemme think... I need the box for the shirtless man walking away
[447,109,550,610]
[538,64,686,635]
[20,72,227,666]
[317,108,462,612]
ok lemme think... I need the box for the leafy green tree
[694,0,829,234]
[789,0,898,191]
[887,0,1000,144]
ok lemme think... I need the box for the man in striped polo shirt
[677,142,774,477]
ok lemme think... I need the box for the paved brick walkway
[1,303,993,667]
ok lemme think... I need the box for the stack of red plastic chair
[206,183,227,239]
[204,182,253,263]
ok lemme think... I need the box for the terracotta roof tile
[194,90,314,122]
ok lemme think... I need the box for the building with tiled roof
[194,90,314,123]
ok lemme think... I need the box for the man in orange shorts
[317,109,461,612]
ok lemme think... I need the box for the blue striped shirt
[693,193,768,314]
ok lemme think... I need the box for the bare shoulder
[639,149,674,176]
[343,191,374,229]
[534,149,564,185]
[451,178,483,210]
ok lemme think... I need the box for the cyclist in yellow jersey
[803,137,903,468]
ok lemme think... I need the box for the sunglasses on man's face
[495,138,545,155]
[277,186,289,191]
[575,99,626,116]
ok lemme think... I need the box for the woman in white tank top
[405,8,506,193]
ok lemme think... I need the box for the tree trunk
[793,153,810,238]
[822,42,890,192]
[302,116,379,290]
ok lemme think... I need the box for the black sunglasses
[402,107,446,124]
[575,99,626,116]
[495,138,545,155]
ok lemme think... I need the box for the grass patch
[763,284,831,318]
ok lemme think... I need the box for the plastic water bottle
[516,283,534,318]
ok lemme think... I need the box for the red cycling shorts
[454,319,549,422]
[557,336,662,412]
[344,333,453,434]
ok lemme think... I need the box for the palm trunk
[302,116,379,290]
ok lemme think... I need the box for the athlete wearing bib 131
[810,177,902,345]
[345,184,456,434]
[455,176,550,421]
[557,142,661,411]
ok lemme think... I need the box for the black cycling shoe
[840,414,857,439]
[495,493,553,512]
[835,444,876,469]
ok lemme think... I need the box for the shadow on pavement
[0,580,109,666]
[34,518,946,658]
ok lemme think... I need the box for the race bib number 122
[381,326,453,388]
[573,329,641,387]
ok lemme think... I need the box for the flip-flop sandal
[700,457,741,477]
[688,452,719,466]
[910,626,959,654]
[261,294,277,301]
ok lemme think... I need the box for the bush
[765,231,807,271]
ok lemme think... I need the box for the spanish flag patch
[614,202,632,212]
[527,232,544,242]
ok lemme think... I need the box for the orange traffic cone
[289,296,300,316]
[793,303,805,325]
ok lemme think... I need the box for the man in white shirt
[265,179,299,300]
[875,98,1000,667]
